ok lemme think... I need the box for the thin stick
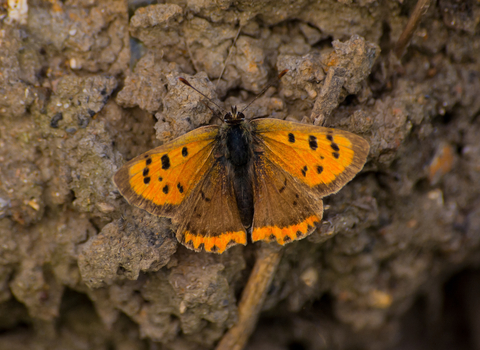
[240,69,288,114]
[394,0,432,59]
[216,25,242,89]
[215,245,284,350]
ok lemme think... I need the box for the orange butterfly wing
[114,117,369,253]
[175,160,247,253]
[114,125,247,253]
[253,118,370,196]
[113,126,219,217]
[251,154,324,245]
[250,118,369,245]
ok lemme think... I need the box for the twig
[394,0,433,59]
[215,245,284,350]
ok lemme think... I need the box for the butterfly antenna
[178,77,228,116]
[199,100,224,122]
[215,25,242,89]
[240,69,289,114]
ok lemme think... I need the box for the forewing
[176,160,247,253]
[253,118,369,197]
[251,154,323,246]
[113,126,219,217]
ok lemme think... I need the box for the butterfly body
[222,123,255,228]
[114,109,370,254]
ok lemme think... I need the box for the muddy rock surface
[1,0,480,349]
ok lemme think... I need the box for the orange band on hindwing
[182,231,247,253]
[252,215,321,245]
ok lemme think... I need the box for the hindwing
[175,159,247,253]
[251,154,323,245]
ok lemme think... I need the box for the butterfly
[113,83,370,254]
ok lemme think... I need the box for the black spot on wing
[161,155,170,169]
[158,177,163,182]
[182,147,188,157]
[288,133,295,143]
[146,157,152,165]
[327,134,340,156]
[309,135,318,150]
[200,191,211,202]
[163,185,169,194]
[143,168,149,176]
[177,183,184,193]
[143,177,150,184]
[278,178,287,193]
[301,165,308,177]
[317,166,323,174]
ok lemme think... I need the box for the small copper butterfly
[114,77,370,254]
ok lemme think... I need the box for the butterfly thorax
[219,106,254,166]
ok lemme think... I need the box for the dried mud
[1,0,480,349]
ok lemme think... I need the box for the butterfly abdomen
[224,123,254,228]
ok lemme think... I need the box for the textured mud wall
[1,0,480,349]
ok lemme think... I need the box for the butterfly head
[223,106,246,125]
